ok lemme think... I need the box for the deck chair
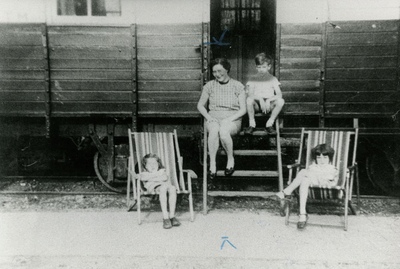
[285,128,359,231]
[126,129,195,224]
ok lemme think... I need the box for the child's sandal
[297,214,309,230]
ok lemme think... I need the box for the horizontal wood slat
[138,35,201,47]
[0,70,45,80]
[0,91,44,101]
[138,70,200,80]
[138,59,201,69]
[138,24,202,35]
[280,24,323,35]
[139,91,200,102]
[51,102,132,113]
[50,59,132,69]
[326,20,398,33]
[0,80,45,90]
[51,70,132,80]
[0,46,44,58]
[324,80,396,91]
[138,102,198,114]
[280,47,321,58]
[138,47,200,58]
[279,69,320,80]
[49,47,131,59]
[0,59,46,69]
[50,80,132,91]
[325,68,396,80]
[326,56,397,68]
[280,35,322,46]
[326,45,397,56]
[328,32,398,45]
[51,91,131,102]
[138,81,201,91]
[325,91,399,103]
[0,102,45,115]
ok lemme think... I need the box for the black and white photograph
[0,0,399,268]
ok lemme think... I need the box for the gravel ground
[0,179,399,216]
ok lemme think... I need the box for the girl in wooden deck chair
[275,144,339,230]
[140,153,180,229]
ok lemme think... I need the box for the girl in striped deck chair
[140,153,180,229]
[275,144,339,230]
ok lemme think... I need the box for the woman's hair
[255,53,273,66]
[211,58,231,73]
[311,143,335,163]
[142,153,164,171]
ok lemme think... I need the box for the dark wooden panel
[138,70,200,80]
[328,32,397,45]
[138,102,198,114]
[138,48,200,58]
[325,68,396,80]
[280,24,323,35]
[138,59,201,70]
[138,35,201,47]
[0,91,44,101]
[281,103,320,115]
[325,103,397,115]
[325,80,396,91]
[0,59,46,69]
[326,56,397,68]
[138,81,201,91]
[280,35,322,46]
[50,59,132,69]
[280,81,320,91]
[0,33,43,46]
[325,91,398,103]
[51,102,132,113]
[51,91,131,102]
[49,47,131,59]
[51,70,131,80]
[280,47,321,58]
[279,69,320,80]
[0,70,44,80]
[139,91,200,102]
[138,24,202,35]
[50,80,132,91]
[280,58,321,69]
[282,92,319,102]
[0,102,45,115]
[0,80,44,90]
[0,46,44,58]
[326,45,397,56]
[49,33,131,47]
[0,24,43,33]
[326,20,398,33]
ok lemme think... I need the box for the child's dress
[141,169,167,193]
[303,163,339,186]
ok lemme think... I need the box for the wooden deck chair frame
[285,128,359,231]
[126,129,196,224]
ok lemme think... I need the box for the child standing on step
[244,53,284,135]
[140,153,180,229]
[275,144,339,230]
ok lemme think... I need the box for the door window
[57,0,121,17]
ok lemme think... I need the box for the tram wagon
[0,0,399,195]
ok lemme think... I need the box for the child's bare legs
[266,98,285,127]
[158,184,170,219]
[246,97,258,127]
[167,185,177,218]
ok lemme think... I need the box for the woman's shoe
[208,170,216,180]
[297,214,309,230]
[224,167,235,176]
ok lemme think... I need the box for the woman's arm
[224,90,247,122]
[197,89,215,122]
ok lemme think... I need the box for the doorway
[210,0,276,83]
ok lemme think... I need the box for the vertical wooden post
[319,22,328,127]
[274,24,281,79]
[131,24,138,131]
[41,24,51,137]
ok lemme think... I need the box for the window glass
[220,0,261,33]
[57,0,121,16]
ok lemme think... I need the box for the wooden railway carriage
[0,0,399,194]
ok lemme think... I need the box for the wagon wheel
[366,148,399,196]
[94,151,127,193]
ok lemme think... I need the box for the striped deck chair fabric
[286,128,359,231]
[127,129,195,224]
[305,130,354,200]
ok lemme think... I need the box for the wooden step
[218,149,278,156]
[239,129,278,136]
[207,191,275,198]
[215,170,279,177]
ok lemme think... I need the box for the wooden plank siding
[0,24,47,116]
[47,26,135,117]
[325,20,399,117]
[136,24,203,117]
[276,23,323,116]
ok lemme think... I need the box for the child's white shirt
[308,163,339,185]
[246,73,281,99]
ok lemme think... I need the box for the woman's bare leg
[219,121,239,168]
[207,122,220,173]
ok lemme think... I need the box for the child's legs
[298,177,313,215]
[283,169,308,195]
[246,97,260,125]
[206,121,220,173]
[266,98,285,127]
[158,184,169,219]
[167,185,177,218]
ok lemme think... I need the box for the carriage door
[210,0,276,83]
